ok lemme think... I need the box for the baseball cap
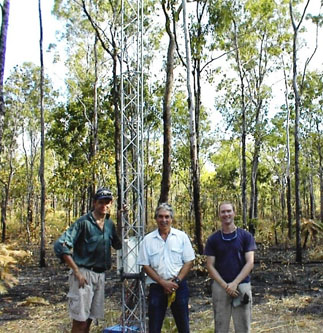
[94,188,113,200]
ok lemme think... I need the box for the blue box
[103,325,140,333]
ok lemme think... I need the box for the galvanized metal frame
[120,0,145,331]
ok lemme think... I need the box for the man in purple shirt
[204,202,257,333]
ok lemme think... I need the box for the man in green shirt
[54,188,122,333]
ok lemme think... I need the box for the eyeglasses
[221,229,237,241]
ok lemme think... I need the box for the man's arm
[176,260,193,282]
[206,256,239,297]
[206,256,228,289]
[142,265,179,294]
[62,254,88,288]
[229,251,254,290]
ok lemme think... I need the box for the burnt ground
[0,243,322,332]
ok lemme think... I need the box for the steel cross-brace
[119,0,146,331]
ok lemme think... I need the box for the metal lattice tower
[120,0,145,331]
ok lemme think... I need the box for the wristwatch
[173,277,181,285]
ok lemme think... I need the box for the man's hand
[74,269,88,288]
[161,279,179,295]
[225,281,239,297]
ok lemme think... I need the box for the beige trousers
[211,280,252,333]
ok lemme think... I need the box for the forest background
[0,0,323,308]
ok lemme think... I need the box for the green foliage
[1,0,322,270]
[209,139,241,192]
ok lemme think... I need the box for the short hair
[219,201,235,213]
[154,203,174,219]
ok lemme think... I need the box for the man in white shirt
[137,203,195,333]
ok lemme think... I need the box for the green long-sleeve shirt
[54,212,122,271]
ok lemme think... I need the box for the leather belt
[80,266,105,273]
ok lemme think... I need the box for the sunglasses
[95,189,113,199]
[97,190,112,196]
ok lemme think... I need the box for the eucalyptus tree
[280,51,293,239]
[78,0,122,213]
[4,63,56,242]
[38,0,46,267]
[142,81,164,225]
[54,0,159,226]
[289,0,318,263]
[182,0,227,250]
[159,0,182,204]
[182,0,204,253]
[301,71,323,222]
[0,89,21,243]
[0,0,10,154]
[53,0,117,213]
[9,65,40,241]
[209,139,241,202]
[211,0,290,229]
[170,86,213,247]
[264,111,293,237]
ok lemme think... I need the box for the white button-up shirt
[137,227,195,284]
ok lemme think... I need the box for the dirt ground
[0,244,322,333]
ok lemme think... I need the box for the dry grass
[0,239,322,332]
[0,284,322,333]
[251,295,323,333]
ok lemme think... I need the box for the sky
[4,0,65,89]
[3,0,322,112]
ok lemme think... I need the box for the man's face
[156,208,172,233]
[93,198,113,216]
[219,203,235,225]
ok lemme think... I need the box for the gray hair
[154,203,174,219]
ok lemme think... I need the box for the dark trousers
[148,280,190,333]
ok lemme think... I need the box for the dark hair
[154,203,174,219]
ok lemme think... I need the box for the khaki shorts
[67,267,105,322]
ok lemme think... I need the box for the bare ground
[0,244,322,333]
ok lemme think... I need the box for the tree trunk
[38,0,46,267]
[89,36,99,210]
[182,0,203,254]
[1,169,12,243]
[282,54,293,240]
[309,173,315,220]
[112,49,122,234]
[159,1,180,204]
[192,0,207,161]
[233,19,247,229]
[317,121,323,224]
[289,0,311,263]
[249,141,259,234]
[292,35,302,264]
[80,0,123,232]
[0,0,10,154]
[1,196,6,243]
[320,161,323,224]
